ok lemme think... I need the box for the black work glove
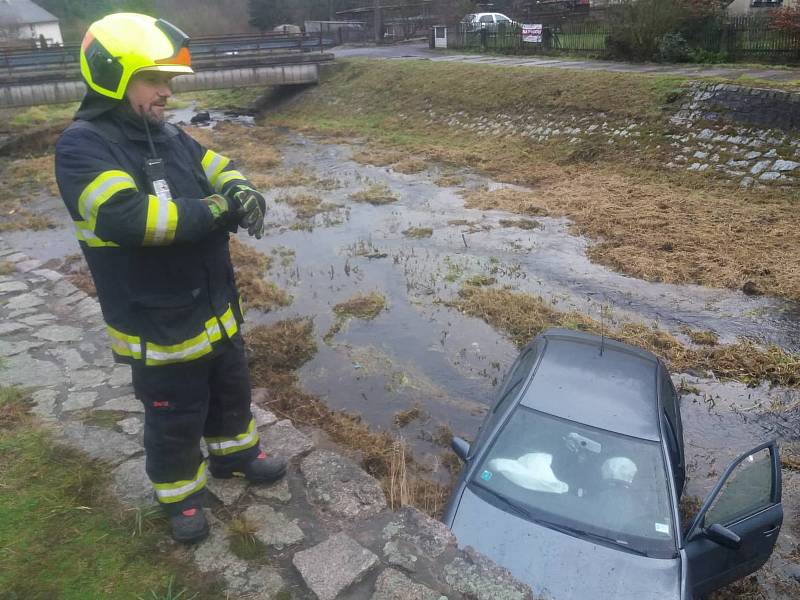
[228,185,266,239]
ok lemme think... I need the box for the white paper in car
[488,453,569,494]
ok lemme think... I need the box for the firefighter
[54,13,286,544]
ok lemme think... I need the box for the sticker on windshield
[655,522,670,534]
[480,470,493,482]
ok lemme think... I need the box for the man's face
[126,71,174,124]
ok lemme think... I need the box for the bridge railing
[0,32,335,73]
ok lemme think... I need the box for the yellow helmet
[80,13,194,100]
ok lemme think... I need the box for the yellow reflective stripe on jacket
[153,461,207,503]
[215,170,246,190]
[78,170,137,227]
[145,327,214,366]
[220,305,238,339]
[144,309,238,366]
[205,418,259,456]
[143,194,178,245]
[107,325,142,360]
[74,221,119,247]
[201,149,230,190]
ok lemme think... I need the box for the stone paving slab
[301,449,387,521]
[371,568,445,600]
[262,419,314,461]
[243,504,305,550]
[293,532,379,600]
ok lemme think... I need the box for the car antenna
[599,304,606,357]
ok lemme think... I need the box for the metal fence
[446,17,800,63]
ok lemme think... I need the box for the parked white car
[461,12,517,32]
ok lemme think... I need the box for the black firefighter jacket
[55,112,252,367]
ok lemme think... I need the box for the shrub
[605,0,725,62]
[659,32,690,62]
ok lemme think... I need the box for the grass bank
[0,386,221,599]
[266,59,800,302]
[452,286,800,388]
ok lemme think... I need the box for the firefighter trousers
[132,335,261,514]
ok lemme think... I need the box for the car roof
[519,328,662,441]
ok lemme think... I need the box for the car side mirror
[451,436,470,461]
[705,523,741,550]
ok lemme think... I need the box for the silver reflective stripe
[81,175,133,221]
[221,313,236,336]
[111,339,141,354]
[207,430,257,452]
[154,466,208,499]
[146,337,212,363]
[204,154,224,182]
[153,195,170,244]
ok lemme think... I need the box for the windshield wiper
[472,483,536,520]
[535,519,649,557]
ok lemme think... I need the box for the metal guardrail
[0,32,336,76]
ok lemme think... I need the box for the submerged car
[444,328,782,599]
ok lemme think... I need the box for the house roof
[0,0,59,27]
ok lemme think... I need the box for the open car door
[684,441,782,598]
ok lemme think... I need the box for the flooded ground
[5,113,799,596]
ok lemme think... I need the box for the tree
[771,6,800,34]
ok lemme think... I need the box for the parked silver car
[444,328,783,599]
[460,12,517,32]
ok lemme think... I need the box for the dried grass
[453,286,800,387]
[333,292,386,320]
[682,327,720,346]
[229,237,291,311]
[435,173,464,187]
[402,227,433,239]
[275,192,337,220]
[499,218,541,230]
[350,183,397,205]
[393,405,424,427]
[185,122,281,176]
[245,318,317,373]
[0,212,54,232]
[227,517,266,560]
[0,386,31,429]
[4,155,58,195]
[462,187,549,217]
[709,576,766,600]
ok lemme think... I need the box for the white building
[727,0,798,16]
[0,0,63,47]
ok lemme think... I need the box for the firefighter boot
[169,507,209,544]
[210,450,286,483]
[245,450,287,483]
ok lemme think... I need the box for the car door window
[494,346,538,411]
[480,15,494,24]
[704,447,774,527]
[661,375,678,432]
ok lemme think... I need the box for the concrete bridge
[0,33,335,108]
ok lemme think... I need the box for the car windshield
[470,407,676,557]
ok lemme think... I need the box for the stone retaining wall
[674,82,800,132]
[0,234,534,600]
